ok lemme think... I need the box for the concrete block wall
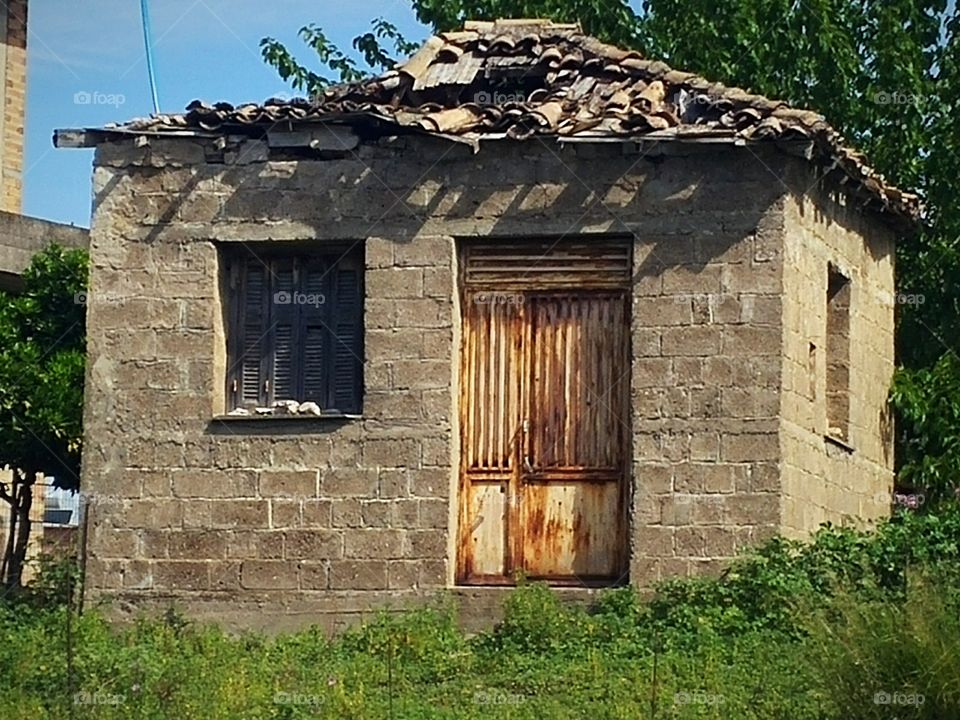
[628,185,785,585]
[778,163,896,538]
[0,211,89,290]
[80,133,893,629]
[84,149,455,628]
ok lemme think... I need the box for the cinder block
[240,560,298,590]
[329,560,388,590]
[344,530,404,559]
[259,470,318,499]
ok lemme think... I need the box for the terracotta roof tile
[101,19,919,222]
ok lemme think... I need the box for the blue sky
[28,0,434,227]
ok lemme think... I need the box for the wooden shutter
[237,261,267,407]
[299,261,331,407]
[271,259,298,403]
[328,259,363,414]
[228,248,363,413]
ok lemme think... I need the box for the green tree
[262,1,960,502]
[0,246,87,590]
[411,0,642,45]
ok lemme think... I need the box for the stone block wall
[80,132,893,629]
[778,163,896,538]
[84,138,461,629]
[628,179,785,585]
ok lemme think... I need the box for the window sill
[824,434,855,454]
[208,412,361,435]
[213,412,362,422]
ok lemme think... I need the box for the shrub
[806,573,960,720]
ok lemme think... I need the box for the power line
[140,0,160,114]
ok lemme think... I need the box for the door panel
[519,294,628,579]
[457,294,521,581]
[519,481,623,578]
[464,482,508,578]
[526,295,628,473]
[458,240,630,585]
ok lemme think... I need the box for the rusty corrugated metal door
[458,239,630,585]
[457,293,522,581]
[517,293,629,580]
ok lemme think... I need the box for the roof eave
[54,125,922,229]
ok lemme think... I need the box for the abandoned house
[56,19,920,631]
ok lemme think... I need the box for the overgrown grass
[805,573,960,720]
[2,507,959,719]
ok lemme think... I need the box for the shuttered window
[226,249,363,414]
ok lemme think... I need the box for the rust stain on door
[457,239,630,585]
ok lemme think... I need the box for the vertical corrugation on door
[458,237,632,584]
[461,296,521,473]
[525,294,628,474]
[458,293,523,580]
[520,292,629,578]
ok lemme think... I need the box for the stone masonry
[78,132,895,631]
[778,166,896,538]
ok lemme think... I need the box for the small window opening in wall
[807,342,817,401]
[223,246,364,417]
[825,266,851,443]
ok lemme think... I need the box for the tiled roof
[104,19,920,222]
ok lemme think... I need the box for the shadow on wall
[90,133,832,269]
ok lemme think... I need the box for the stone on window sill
[226,400,325,417]
[216,401,359,422]
[213,412,361,422]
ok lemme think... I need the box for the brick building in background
[58,20,918,632]
[0,0,26,213]
[0,0,88,579]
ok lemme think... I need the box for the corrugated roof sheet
[93,19,921,222]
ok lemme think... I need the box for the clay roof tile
[87,18,919,223]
